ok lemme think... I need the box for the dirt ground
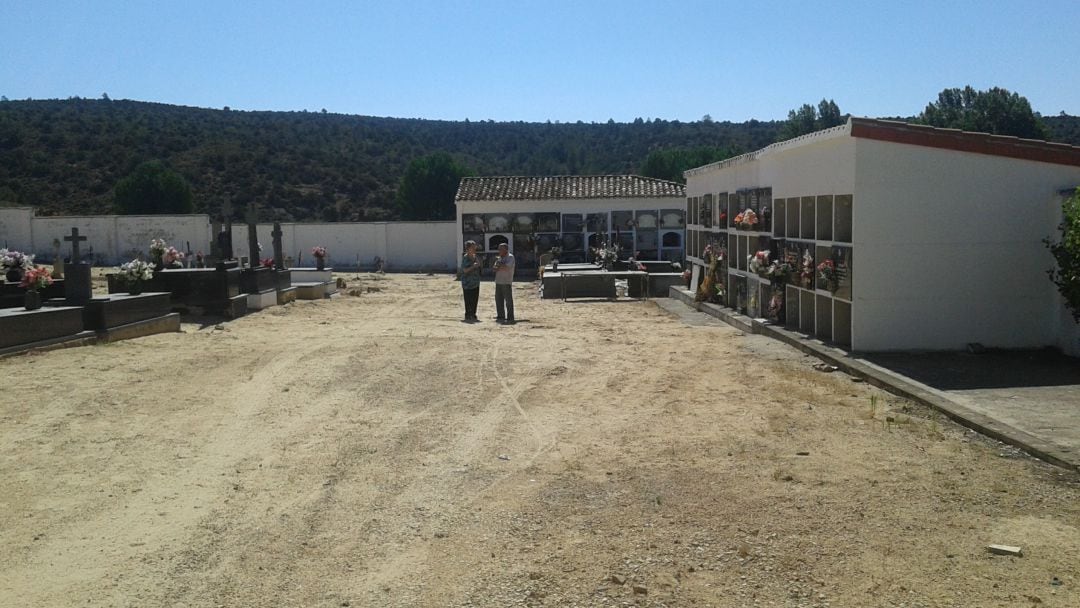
[1,273,1078,608]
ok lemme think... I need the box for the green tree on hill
[639,146,740,184]
[114,161,194,214]
[918,86,1048,139]
[395,153,475,221]
[778,99,845,140]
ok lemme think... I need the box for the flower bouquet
[2,248,34,282]
[20,265,53,291]
[19,265,52,310]
[119,259,155,294]
[311,246,328,270]
[799,250,815,288]
[733,209,758,230]
[163,246,185,268]
[149,238,167,267]
[260,257,274,269]
[748,250,770,277]
[817,258,839,291]
[764,256,795,285]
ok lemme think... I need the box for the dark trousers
[495,283,514,320]
[463,286,479,318]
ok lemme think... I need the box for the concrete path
[660,289,1080,471]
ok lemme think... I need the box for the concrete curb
[665,287,1079,472]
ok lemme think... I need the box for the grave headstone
[63,227,92,305]
[221,198,234,260]
[246,203,260,267]
[271,222,285,270]
[209,218,222,262]
[185,241,193,268]
[51,238,64,279]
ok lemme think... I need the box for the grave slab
[96,313,181,343]
[0,306,86,349]
[240,267,276,295]
[1,279,66,309]
[290,268,333,283]
[246,289,278,310]
[294,282,332,300]
[78,292,173,331]
[277,287,298,305]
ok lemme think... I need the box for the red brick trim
[850,118,1080,168]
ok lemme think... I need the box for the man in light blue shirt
[493,243,515,324]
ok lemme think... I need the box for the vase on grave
[5,268,23,283]
[24,290,42,311]
[316,257,325,271]
[127,280,143,296]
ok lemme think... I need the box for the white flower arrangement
[1,248,35,270]
[149,238,167,262]
[119,259,155,283]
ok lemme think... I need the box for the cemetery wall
[227,220,457,270]
[852,138,1080,352]
[0,210,457,271]
[0,207,34,250]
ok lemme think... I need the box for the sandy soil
[1,273,1078,607]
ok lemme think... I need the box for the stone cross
[209,218,222,261]
[64,227,88,262]
[246,203,260,268]
[271,222,285,270]
[222,197,234,260]
[223,218,234,260]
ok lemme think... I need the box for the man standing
[493,242,515,324]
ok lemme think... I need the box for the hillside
[1,99,1077,221]
[0,99,781,221]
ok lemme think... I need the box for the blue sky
[2,0,1077,122]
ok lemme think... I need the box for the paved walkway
[657,293,1080,471]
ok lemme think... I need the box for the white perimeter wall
[0,208,457,271]
[853,139,1080,352]
[229,221,457,271]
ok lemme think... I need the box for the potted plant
[311,246,328,270]
[1,248,34,283]
[118,259,154,295]
[20,265,53,310]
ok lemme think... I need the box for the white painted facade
[0,207,457,271]
[685,119,1080,354]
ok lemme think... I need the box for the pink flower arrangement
[20,266,54,291]
[311,246,327,259]
[260,257,274,268]
[163,246,185,267]
[817,259,839,291]
[733,209,758,230]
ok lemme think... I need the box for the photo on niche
[536,213,560,232]
[586,213,608,232]
[660,209,685,228]
[462,214,486,232]
[613,210,634,229]
[636,210,658,229]
[511,214,535,233]
[485,214,511,232]
[561,232,584,251]
[562,214,584,233]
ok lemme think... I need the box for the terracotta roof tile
[455,175,685,202]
